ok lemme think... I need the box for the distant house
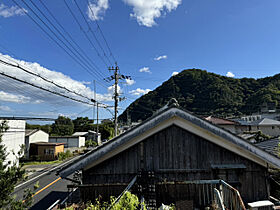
[0,120,25,166]
[72,130,101,145]
[204,116,239,133]
[58,106,280,209]
[25,129,49,158]
[49,136,85,148]
[206,116,280,137]
[236,118,280,137]
[29,142,64,161]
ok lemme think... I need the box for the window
[49,149,54,155]
[44,149,49,154]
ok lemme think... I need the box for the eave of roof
[58,106,280,178]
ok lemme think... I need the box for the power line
[73,0,113,66]
[0,70,93,106]
[63,0,110,69]
[86,0,117,63]
[30,0,107,82]
[0,54,111,108]
[20,0,105,81]
[0,56,92,101]
[12,0,106,84]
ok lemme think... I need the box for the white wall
[1,120,25,166]
[25,130,49,158]
[49,136,85,148]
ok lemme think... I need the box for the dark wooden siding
[82,125,268,204]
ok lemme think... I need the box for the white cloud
[81,81,91,85]
[0,105,12,112]
[0,91,33,104]
[125,79,135,86]
[123,0,181,27]
[139,67,151,73]
[226,71,235,78]
[87,0,109,21]
[129,88,151,96]
[154,55,167,61]
[0,54,114,106]
[107,84,121,95]
[0,3,27,18]
[172,71,179,76]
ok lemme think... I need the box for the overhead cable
[12,0,105,83]
[73,0,113,66]
[63,0,110,68]
[86,0,117,63]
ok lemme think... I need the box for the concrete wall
[25,130,49,158]
[251,125,280,137]
[234,125,280,137]
[49,136,85,148]
[1,120,25,166]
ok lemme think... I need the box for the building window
[49,149,54,155]
[44,149,49,154]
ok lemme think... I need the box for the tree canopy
[119,69,280,123]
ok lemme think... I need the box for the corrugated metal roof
[25,129,38,137]
[205,116,238,125]
[250,118,280,126]
[255,139,280,156]
[72,132,88,136]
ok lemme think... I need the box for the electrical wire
[37,0,108,82]
[73,0,113,66]
[0,70,93,106]
[29,0,107,83]
[63,0,110,69]
[86,0,117,64]
[12,0,106,84]
[0,56,93,101]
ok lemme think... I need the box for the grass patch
[23,160,62,166]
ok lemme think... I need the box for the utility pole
[96,102,99,135]
[108,64,131,137]
[109,64,119,137]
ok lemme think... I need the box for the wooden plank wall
[82,125,268,204]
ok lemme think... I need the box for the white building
[72,130,102,145]
[1,120,25,166]
[25,129,49,158]
[49,136,85,148]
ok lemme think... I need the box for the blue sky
[0,0,280,122]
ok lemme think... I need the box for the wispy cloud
[0,91,40,104]
[87,0,109,21]
[81,81,91,85]
[154,55,167,61]
[0,105,12,112]
[0,3,27,18]
[226,71,235,78]
[129,88,151,96]
[0,54,114,106]
[139,67,151,73]
[125,78,135,86]
[123,0,181,27]
[172,71,179,76]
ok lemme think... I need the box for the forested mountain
[119,69,280,123]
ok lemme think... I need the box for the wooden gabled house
[58,105,280,209]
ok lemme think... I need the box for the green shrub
[58,150,73,161]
